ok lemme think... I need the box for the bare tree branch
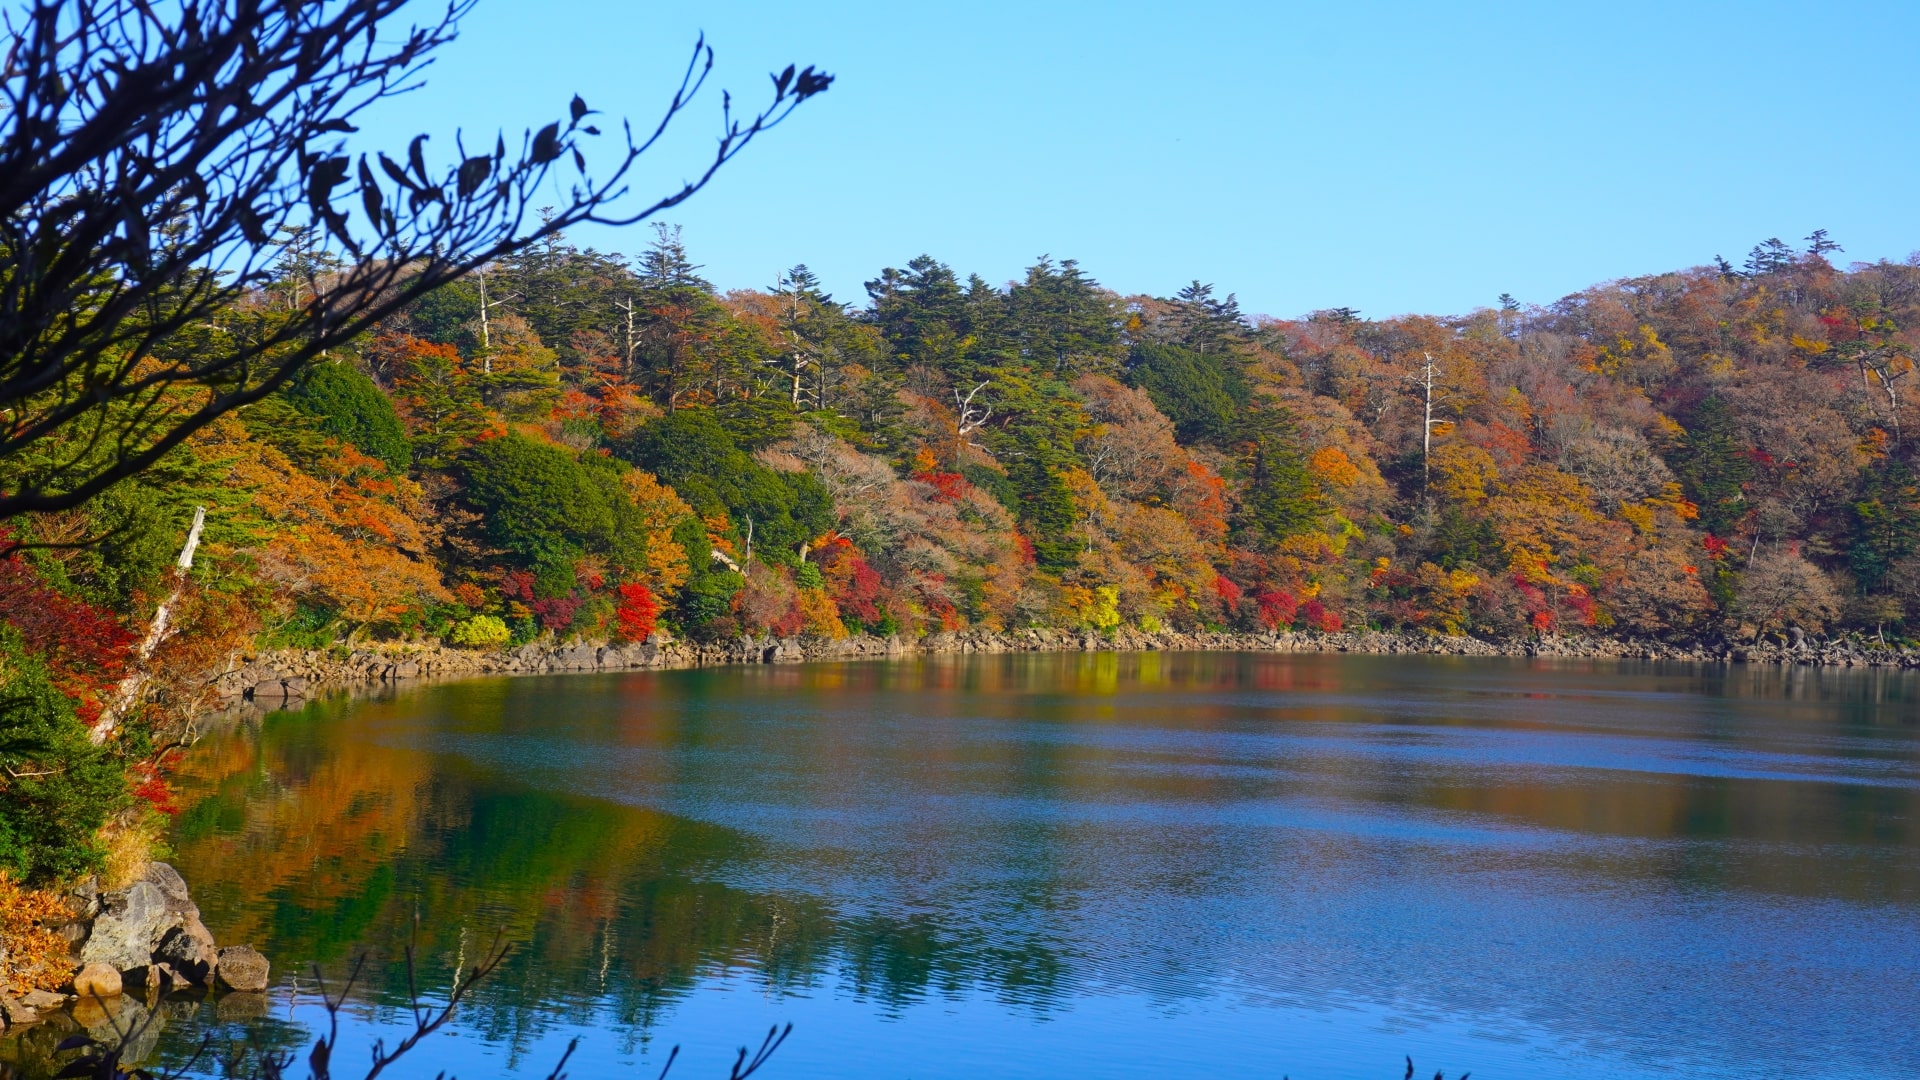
[0,0,831,516]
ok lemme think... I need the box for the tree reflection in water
[111,652,1920,1078]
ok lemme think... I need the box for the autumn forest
[3,225,1919,884]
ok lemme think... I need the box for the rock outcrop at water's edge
[214,627,1920,705]
[0,862,267,1038]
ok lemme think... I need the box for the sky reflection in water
[123,654,1920,1077]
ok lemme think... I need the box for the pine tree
[1002,256,1122,375]
[1850,458,1920,593]
[1238,409,1324,544]
[1674,395,1752,537]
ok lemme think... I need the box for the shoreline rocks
[212,628,1920,704]
[0,862,266,1040]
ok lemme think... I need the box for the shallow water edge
[219,626,1920,714]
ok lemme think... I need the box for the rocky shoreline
[219,627,1920,706]
[0,862,268,1053]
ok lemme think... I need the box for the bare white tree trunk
[92,506,205,745]
[1420,353,1437,487]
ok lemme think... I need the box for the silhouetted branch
[49,934,795,1080]
[0,0,831,516]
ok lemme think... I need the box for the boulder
[153,918,218,985]
[1,995,43,1027]
[20,990,67,1011]
[214,946,270,992]
[72,962,123,999]
[78,862,209,974]
[78,880,169,971]
[557,643,599,670]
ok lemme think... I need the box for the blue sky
[355,0,1920,319]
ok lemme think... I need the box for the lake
[95,654,1920,1076]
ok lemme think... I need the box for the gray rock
[142,862,192,907]
[78,880,169,971]
[557,643,599,670]
[78,862,208,974]
[153,917,218,985]
[70,874,102,919]
[214,946,270,992]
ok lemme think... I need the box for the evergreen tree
[1239,409,1325,544]
[0,629,130,882]
[1124,342,1249,446]
[1167,281,1246,355]
[865,255,974,377]
[634,223,713,291]
[630,225,728,407]
[1673,395,1752,537]
[284,361,413,472]
[1002,256,1123,374]
[622,409,832,565]
[1743,237,1797,276]
[461,434,616,570]
[1850,458,1920,593]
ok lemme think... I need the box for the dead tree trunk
[93,507,205,745]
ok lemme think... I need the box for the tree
[1850,458,1920,595]
[1124,342,1248,446]
[1560,428,1674,514]
[0,628,129,881]
[0,0,830,517]
[865,255,975,377]
[1743,238,1797,276]
[283,361,412,472]
[1673,395,1752,538]
[1001,256,1123,374]
[461,434,614,569]
[1164,281,1245,355]
[754,264,839,409]
[1736,547,1842,636]
[622,409,832,565]
[631,225,730,408]
[1238,410,1325,544]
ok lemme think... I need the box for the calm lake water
[90,655,1920,1076]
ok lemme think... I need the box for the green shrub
[284,361,413,472]
[261,602,340,649]
[621,409,833,564]
[448,615,511,648]
[0,633,129,883]
[462,434,614,567]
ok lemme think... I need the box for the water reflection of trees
[148,653,1920,1072]
[162,691,1076,1068]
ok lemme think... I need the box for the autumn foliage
[0,875,72,995]
[6,228,1920,877]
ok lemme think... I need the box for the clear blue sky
[356,0,1920,319]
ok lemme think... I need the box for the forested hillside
[24,227,1920,649]
[4,227,1918,879]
